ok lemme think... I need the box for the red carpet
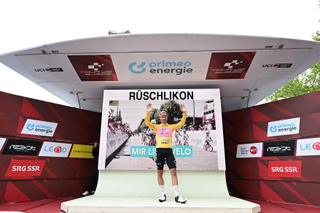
[0,197,320,213]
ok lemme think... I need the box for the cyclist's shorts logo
[129,62,146,74]
[27,124,35,131]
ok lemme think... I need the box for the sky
[0,0,319,107]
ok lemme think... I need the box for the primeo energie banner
[98,89,226,171]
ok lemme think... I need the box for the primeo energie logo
[269,123,296,133]
[21,119,58,137]
[267,117,300,137]
[128,60,193,75]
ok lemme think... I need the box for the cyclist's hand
[146,103,153,112]
[180,104,187,113]
[94,141,99,148]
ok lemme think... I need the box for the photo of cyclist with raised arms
[145,103,187,204]
[100,89,225,172]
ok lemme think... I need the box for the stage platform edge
[62,170,260,213]
[61,195,260,213]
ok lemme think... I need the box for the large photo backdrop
[98,89,225,170]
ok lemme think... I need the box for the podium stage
[61,195,260,213]
[61,170,260,213]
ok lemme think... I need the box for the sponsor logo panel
[68,55,118,81]
[128,60,193,75]
[296,137,320,156]
[21,119,58,137]
[38,142,72,158]
[0,137,6,151]
[110,52,212,82]
[69,144,94,158]
[267,117,300,137]
[130,146,193,157]
[263,140,295,157]
[268,161,301,177]
[34,67,64,72]
[236,142,263,158]
[2,139,42,156]
[262,63,292,68]
[5,159,45,177]
[206,52,256,79]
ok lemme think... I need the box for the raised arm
[146,103,153,112]
[180,104,187,113]
[145,103,155,129]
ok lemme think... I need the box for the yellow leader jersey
[145,112,186,148]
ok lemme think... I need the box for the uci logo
[128,62,146,74]
[27,124,35,131]
[270,125,277,133]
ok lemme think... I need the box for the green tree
[150,108,159,123]
[140,107,159,130]
[265,28,320,102]
[160,100,183,124]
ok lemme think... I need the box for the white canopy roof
[1,34,319,112]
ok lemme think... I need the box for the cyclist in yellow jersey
[145,103,187,204]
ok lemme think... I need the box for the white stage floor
[61,170,260,213]
[61,195,260,213]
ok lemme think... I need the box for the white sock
[160,185,165,196]
[173,185,179,197]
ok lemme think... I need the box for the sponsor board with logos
[69,144,94,159]
[110,52,210,82]
[268,161,302,178]
[14,43,311,85]
[236,142,263,158]
[21,119,58,137]
[38,142,72,158]
[5,159,46,177]
[235,139,320,158]
[66,52,257,82]
[2,139,42,156]
[206,52,256,79]
[263,140,295,157]
[68,55,118,81]
[296,137,320,156]
[267,117,300,137]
